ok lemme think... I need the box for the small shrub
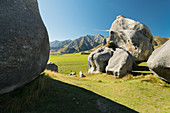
[141,75,170,87]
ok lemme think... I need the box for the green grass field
[49,53,89,74]
[49,53,152,75]
[1,53,169,113]
[46,71,170,113]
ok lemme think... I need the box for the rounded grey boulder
[46,62,58,72]
[110,15,153,41]
[106,48,133,77]
[109,15,154,61]
[0,0,50,94]
[147,39,170,82]
[88,47,114,73]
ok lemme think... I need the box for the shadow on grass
[132,65,151,76]
[0,75,138,113]
[133,66,150,71]
[131,72,150,76]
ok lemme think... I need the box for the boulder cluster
[88,15,170,82]
[88,15,154,77]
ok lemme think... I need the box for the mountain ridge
[50,34,106,53]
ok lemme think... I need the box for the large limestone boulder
[147,39,170,82]
[88,47,114,73]
[109,15,154,61]
[106,48,133,77]
[0,0,49,94]
[110,15,153,41]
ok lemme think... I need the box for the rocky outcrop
[88,47,114,73]
[109,15,153,61]
[46,62,58,72]
[0,0,49,94]
[106,48,133,77]
[147,39,170,82]
[88,15,154,77]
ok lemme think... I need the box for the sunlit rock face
[106,48,133,78]
[88,47,114,74]
[147,39,170,82]
[109,15,154,61]
[0,0,50,95]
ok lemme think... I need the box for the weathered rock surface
[110,15,153,41]
[147,39,170,82]
[46,62,58,72]
[109,15,154,61]
[87,15,155,77]
[0,0,49,94]
[88,47,114,73]
[106,48,133,77]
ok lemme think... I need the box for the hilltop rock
[46,62,58,72]
[106,48,133,77]
[0,0,49,94]
[109,15,154,61]
[88,47,114,73]
[147,39,170,82]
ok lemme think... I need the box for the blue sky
[37,0,170,41]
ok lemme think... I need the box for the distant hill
[50,40,72,51]
[152,36,169,49]
[50,35,169,54]
[50,34,105,54]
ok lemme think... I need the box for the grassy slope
[48,54,169,112]
[1,54,169,113]
[0,74,138,113]
[46,71,170,113]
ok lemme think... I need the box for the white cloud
[94,29,110,32]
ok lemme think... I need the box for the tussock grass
[0,73,46,113]
[141,74,170,87]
